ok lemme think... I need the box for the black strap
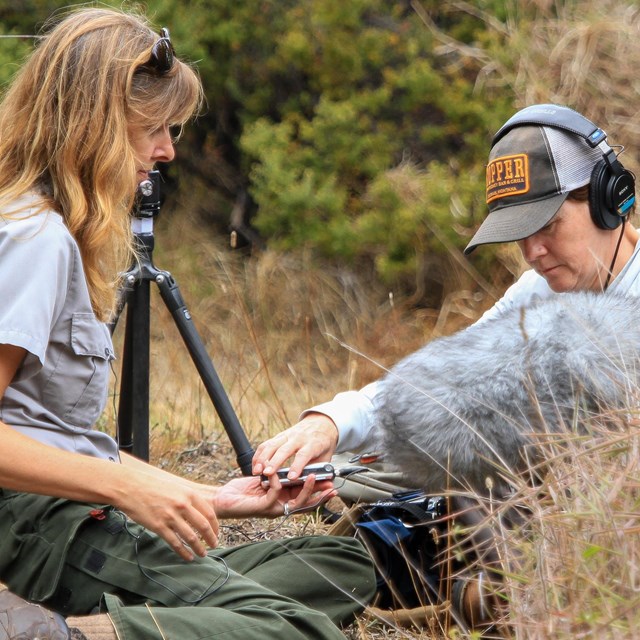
[365,498,442,525]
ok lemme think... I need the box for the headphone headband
[492,104,608,149]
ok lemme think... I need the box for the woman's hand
[214,474,337,520]
[251,413,339,481]
[112,465,221,563]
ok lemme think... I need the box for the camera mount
[109,171,255,474]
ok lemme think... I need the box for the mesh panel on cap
[546,127,604,193]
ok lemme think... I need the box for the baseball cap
[464,124,604,254]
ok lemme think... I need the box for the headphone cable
[603,218,627,291]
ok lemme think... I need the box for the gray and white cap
[464,124,604,254]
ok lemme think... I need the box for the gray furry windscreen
[375,291,640,495]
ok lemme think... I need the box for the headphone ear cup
[589,160,623,230]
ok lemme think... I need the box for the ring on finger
[283,501,290,517]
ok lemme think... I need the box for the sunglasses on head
[144,27,175,75]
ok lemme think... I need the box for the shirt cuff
[300,381,379,453]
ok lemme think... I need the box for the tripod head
[131,169,162,245]
[135,170,161,218]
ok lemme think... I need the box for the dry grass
[499,420,640,639]
[509,0,640,163]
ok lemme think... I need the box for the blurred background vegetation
[4,0,638,312]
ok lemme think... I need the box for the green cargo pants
[0,491,376,639]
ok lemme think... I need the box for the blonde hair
[0,7,203,319]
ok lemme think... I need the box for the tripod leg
[117,281,151,461]
[154,271,255,475]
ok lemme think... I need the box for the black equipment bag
[330,490,463,610]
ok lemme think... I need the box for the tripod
[109,171,255,475]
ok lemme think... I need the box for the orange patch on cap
[486,153,529,204]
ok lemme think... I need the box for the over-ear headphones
[492,104,636,230]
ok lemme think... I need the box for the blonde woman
[0,8,375,640]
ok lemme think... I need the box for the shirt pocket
[42,312,114,430]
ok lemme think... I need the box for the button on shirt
[0,196,120,460]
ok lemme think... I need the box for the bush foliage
[1,0,638,306]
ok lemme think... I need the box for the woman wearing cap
[253,103,640,495]
[252,104,640,630]
[0,7,375,640]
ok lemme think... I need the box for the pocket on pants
[0,491,108,603]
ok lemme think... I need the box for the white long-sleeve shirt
[303,235,640,453]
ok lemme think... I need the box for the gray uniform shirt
[0,195,120,460]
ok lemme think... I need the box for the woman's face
[516,198,618,292]
[128,122,175,183]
